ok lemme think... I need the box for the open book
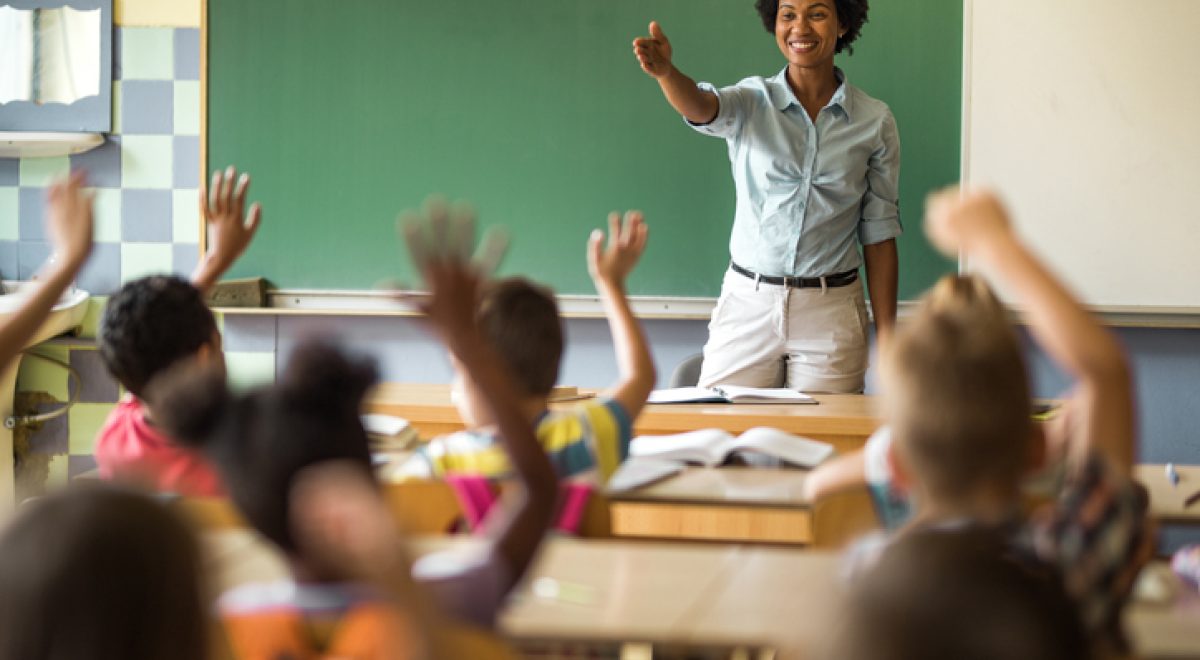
[648,386,815,405]
[606,458,688,492]
[629,427,834,469]
[361,413,418,452]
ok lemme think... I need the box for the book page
[361,413,412,437]
[728,427,834,468]
[715,386,815,404]
[647,387,729,404]
[606,458,685,492]
[630,429,735,466]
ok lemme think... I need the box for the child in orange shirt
[151,203,558,656]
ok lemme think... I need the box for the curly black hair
[99,276,219,397]
[753,0,870,54]
[152,339,377,555]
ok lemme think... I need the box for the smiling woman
[633,0,899,394]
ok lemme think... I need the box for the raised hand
[0,172,95,375]
[587,210,648,290]
[44,170,94,273]
[633,21,674,78]
[924,187,1013,258]
[397,196,507,343]
[194,166,262,292]
[290,461,408,583]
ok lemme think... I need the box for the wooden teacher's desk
[365,383,883,454]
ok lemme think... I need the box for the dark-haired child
[154,341,424,657]
[633,0,899,393]
[150,206,558,653]
[0,485,208,660]
[93,167,261,496]
[394,209,654,485]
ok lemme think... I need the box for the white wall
[964,0,1200,309]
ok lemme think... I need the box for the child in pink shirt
[93,166,262,496]
[94,396,223,496]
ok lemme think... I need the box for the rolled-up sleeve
[858,110,902,246]
[685,82,746,140]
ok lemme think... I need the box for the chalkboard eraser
[208,277,268,308]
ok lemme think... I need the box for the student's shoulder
[428,427,499,449]
[539,397,630,432]
[94,397,168,459]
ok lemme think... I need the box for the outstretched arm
[925,189,1134,474]
[633,21,719,124]
[400,199,557,594]
[192,166,262,296]
[0,172,93,372]
[589,211,655,418]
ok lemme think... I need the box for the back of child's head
[151,339,378,555]
[99,275,219,397]
[0,485,206,660]
[882,274,1033,501]
[830,527,1090,660]
[477,277,564,397]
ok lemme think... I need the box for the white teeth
[789,41,816,49]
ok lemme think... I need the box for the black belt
[730,262,858,288]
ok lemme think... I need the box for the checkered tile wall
[2,27,279,495]
[0,27,202,295]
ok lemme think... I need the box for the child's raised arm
[290,462,447,659]
[925,189,1135,474]
[589,211,656,419]
[400,199,557,598]
[192,167,262,296]
[0,172,93,372]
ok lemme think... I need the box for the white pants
[697,267,870,393]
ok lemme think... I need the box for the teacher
[634,0,899,393]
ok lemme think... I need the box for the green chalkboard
[207,0,959,298]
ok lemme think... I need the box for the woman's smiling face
[774,1,845,68]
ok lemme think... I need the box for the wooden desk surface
[366,383,883,453]
[1136,463,1200,523]
[610,466,809,508]
[204,531,1198,658]
[500,538,747,644]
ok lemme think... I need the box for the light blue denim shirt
[690,67,901,277]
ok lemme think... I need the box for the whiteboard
[963,0,1200,311]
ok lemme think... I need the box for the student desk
[365,383,880,545]
[365,383,883,454]
[1136,464,1200,524]
[499,538,844,655]
[606,466,816,545]
[202,531,1198,659]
